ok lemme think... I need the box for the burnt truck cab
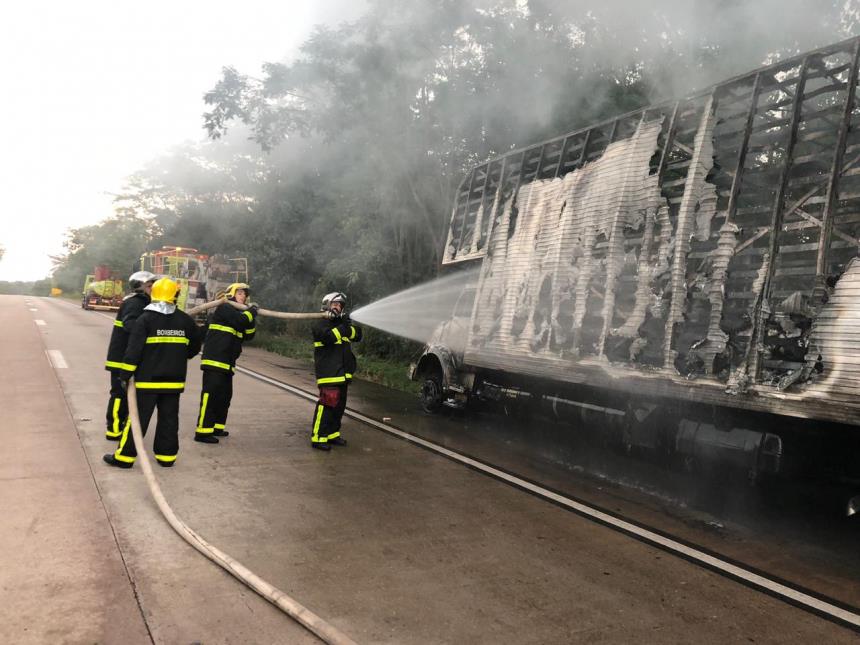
[411,284,476,412]
[408,36,860,487]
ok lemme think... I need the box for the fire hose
[186,298,327,320]
[124,299,357,645]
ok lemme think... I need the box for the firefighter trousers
[114,392,180,465]
[311,384,347,444]
[105,372,130,439]
[196,370,233,437]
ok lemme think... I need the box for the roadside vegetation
[254,324,420,394]
[0,280,52,296]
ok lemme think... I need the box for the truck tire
[420,370,444,413]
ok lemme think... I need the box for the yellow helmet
[225,282,250,300]
[151,278,180,303]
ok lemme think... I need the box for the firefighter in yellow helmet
[310,292,362,450]
[194,282,257,443]
[103,278,202,468]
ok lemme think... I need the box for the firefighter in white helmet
[103,270,156,441]
[310,292,362,450]
[194,282,257,443]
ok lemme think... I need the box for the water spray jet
[350,268,480,343]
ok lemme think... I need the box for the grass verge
[254,330,418,394]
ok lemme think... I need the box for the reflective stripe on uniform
[243,310,253,322]
[317,376,346,384]
[154,453,177,463]
[214,423,226,430]
[197,392,212,433]
[332,327,343,343]
[114,320,123,328]
[105,361,137,371]
[311,404,325,443]
[345,373,353,380]
[245,327,255,334]
[146,336,189,344]
[348,326,357,340]
[209,323,243,338]
[107,398,122,437]
[314,341,324,347]
[115,421,135,462]
[201,359,233,371]
[135,382,184,389]
[327,430,341,440]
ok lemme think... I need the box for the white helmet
[129,270,157,291]
[321,291,347,312]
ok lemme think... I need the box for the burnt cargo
[425,36,860,431]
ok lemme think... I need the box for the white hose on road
[126,378,358,645]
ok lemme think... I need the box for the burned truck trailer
[413,36,860,482]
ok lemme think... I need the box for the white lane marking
[46,349,68,369]
[35,319,47,326]
[236,365,860,630]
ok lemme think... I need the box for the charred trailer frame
[413,36,860,484]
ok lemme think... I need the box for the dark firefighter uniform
[110,302,202,466]
[311,316,362,447]
[195,302,257,440]
[104,291,150,440]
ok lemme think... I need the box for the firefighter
[104,270,156,441]
[103,278,202,468]
[310,292,362,451]
[194,282,257,443]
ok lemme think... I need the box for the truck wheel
[420,371,444,413]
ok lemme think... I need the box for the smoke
[426,0,860,150]
[544,0,859,99]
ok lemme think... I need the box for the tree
[51,216,152,293]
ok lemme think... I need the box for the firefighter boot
[103,454,133,469]
[329,437,347,447]
[311,441,331,451]
[194,434,219,444]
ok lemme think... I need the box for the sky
[0,1,364,281]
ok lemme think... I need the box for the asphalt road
[1,294,857,644]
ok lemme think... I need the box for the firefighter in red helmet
[310,292,362,450]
